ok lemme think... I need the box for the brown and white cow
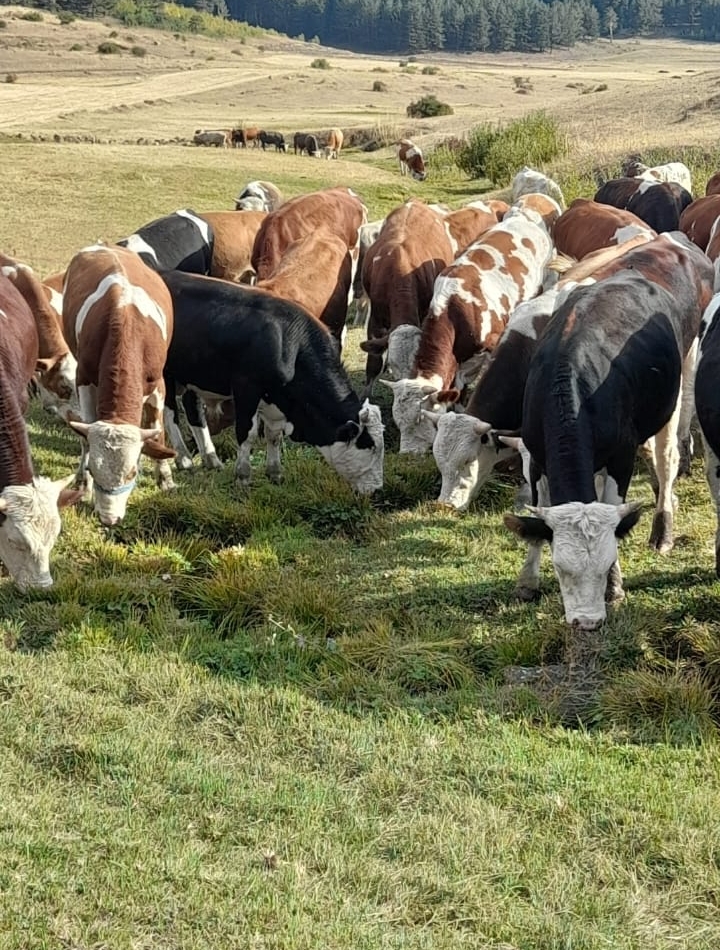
[512,192,563,233]
[0,253,79,422]
[358,200,455,392]
[200,210,267,284]
[705,171,720,197]
[396,139,427,181]
[62,245,176,525]
[510,166,566,210]
[0,273,80,590]
[324,127,344,160]
[443,200,509,256]
[553,198,656,260]
[385,204,554,453]
[623,158,693,194]
[679,194,720,251]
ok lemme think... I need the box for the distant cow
[258,130,287,152]
[161,272,385,493]
[0,273,80,590]
[117,209,214,275]
[553,198,656,260]
[623,158,693,194]
[511,166,566,210]
[234,180,284,213]
[396,139,426,181]
[63,245,176,525]
[294,132,319,156]
[193,129,230,148]
[237,127,261,148]
[324,127,344,160]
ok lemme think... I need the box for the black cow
[594,176,648,208]
[293,132,319,156]
[160,273,384,494]
[626,181,693,233]
[116,209,214,275]
[504,233,714,629]
[258,130,287,152]
[694,293,720,574]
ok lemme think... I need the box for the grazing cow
[258,130,287,152]
[358,200,455,393]
[594,176,651,209]
[504,233,713,628]
[553,198,656,260]
[293,132,319,156]
[117,209,213,275]
[0,253,79,422]
[626,181,692,233]
[623,159,693,194]
[161,272,384,493]
[199,210,267,284]
[705,171,720,197]
[234,180,284,213]
[396,139,427,181]
[510,166,566,210]
[512,192,563,233]
[193,129,230,148]
[425,236,658,512]
[0,274,80,590]
[238,127,261,148]
[679,194,720,250]
[62,246,176,525]
[386,205,554,454]
[695,292,720,574]
[351,218,385,327]
[324,127,344,160]
[230,128,245,147]
[443,200,509,256]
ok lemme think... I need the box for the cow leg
[182,390,222,470]
[235,411,260,486]
[258,402,287,484]
[362,348,385,400]
[232,384,263,486]
[143,388,175,491]
[76,383,96,497]
[599,472,627,605]
[702,438,720,576]
[513,476,550,602]
[678,338,698,477]
[648,395,682,553]
[163,381,195,470]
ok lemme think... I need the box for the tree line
[9,0,720,49]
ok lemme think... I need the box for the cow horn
[378,378,398,390]
[139,428,161,442]
[69,420,91,438]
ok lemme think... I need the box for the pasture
[2,8,720,948]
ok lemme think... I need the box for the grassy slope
[2,139,720,948]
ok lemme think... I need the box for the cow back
[679,194,720,250]
[117,209,214,274]
[200,210,267,282]
[0,274,39,487]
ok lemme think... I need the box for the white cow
[510,166,566,210]
[625,159,693,194]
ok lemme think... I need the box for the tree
[604,5,619,37]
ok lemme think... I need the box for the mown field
[2,90,720,950]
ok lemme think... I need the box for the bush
[406,94,453,118]
[58,11,75,25]
[109,29,118,37]
[20,10,42,21]
[372,80,388,92]
[131,45,146,57]
[69,43,83,51]
[310,57,330,69]
[5,72,18,83]
[455,110,567,184]
[421,65,440,75]
[98,41,122,54]
[0,19,7,29]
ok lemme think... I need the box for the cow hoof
[513,585,540,603]
[649,511,673,553]
[202,453,223,470]
[176,455,194,471]
[678,437,693,477]
[267,470,283,485]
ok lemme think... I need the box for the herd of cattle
[4,154,720,637]
[193,125,346,159]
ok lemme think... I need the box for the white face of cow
[430,414,514,510]
[507,501,642,628]
[318,401,385,494]
[385,326,422,381]
[383,378,445,454]
[0,477,76,590]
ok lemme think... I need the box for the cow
[695,292,720,574]
[510,166,566,210]
[293,132,319,156]
[679,194,720,250]
[324,127,344,160]
[193,129,230,148]
[512,192,563,234]
[161,272,384,493]
[396,139,426,181]
[553,198,656,260]
[705,171,720,197]
[385,205,554,454]
[117,209,214,275]
[62,245,176,525]
[230,128,245,148]
[350,218,385,327]
[626,181,692,233]
[199,210,267,284]
[443,200,509,256]
[706,218,720,289]
[425,235,658,512]
[237,127,261,148]
[594,176,651,209]
[234,180,284,213]
[258,130,287,152]
[0,273,80,590]
[357,200,455,394]
[623,158,693,194]
[0,253,79,422]
[504,233,714,628]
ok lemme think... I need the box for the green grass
[2,140,720,948]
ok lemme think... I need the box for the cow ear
[58,488,84,509]
[436,388,461,405]
[503,513,553,543]
[36,357,60,374]
[359,338,387,355]
[141,440,176,461]
[615,501,643,539]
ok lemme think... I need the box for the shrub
[0,19,6,28]
[421,65,440,75]
[98,41,122,54]
[310,57,330,69]
[406,94,453,118]
[5,72,18,83]
[69,43,83,51]
[372,66,388,73]
[20,10,42,21]
[109,29,118,37]
[456,110,567,184]
[131,45,146,57]
[232,47,243,55]
[372,80,388,92]
[58,11,75,25]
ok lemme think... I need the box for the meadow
[2,7,720,948]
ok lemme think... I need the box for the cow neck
[24,272,68,359]
[95,327,149,425]
[468,334,535,429]
[0,379,34,489]
[543,362,597,505]
[413,312,457,388]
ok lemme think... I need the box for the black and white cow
[117,209,214,274]
[161,273,384,494]
[695,292,720,575]
[258,131,287,152]
[504,233,714,629]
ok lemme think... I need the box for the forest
[8,0,720,52]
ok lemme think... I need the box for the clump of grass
[69,42,83,51]
[0,19,7,29]
[406,94,453,118]
[5,72,18,83]
[98,41,122,54]
[422,65,440,75]
[131,45,147,57]
[310,57,330,69]
[372,66,388,73]
[456,110,567,184]
[372,80,388,92]
[20,10,42,21]
[58,11,75,24]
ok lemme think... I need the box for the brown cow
[706,171,720,196]
[200,210,267,283]
[238,127,261,148]
[63,245,176,525]
[679,194,720,251]
[553,198,657,260]
[443,200,509,256]
[324,127,344,160]
[396,139,426,181]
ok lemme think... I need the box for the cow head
[382,378,444,454]
[426,413,515,511]
[504,501,643,628]
[35,352,80,422]
[70,421,173,525]
[318,400,384,494]
[0,476,82,591]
